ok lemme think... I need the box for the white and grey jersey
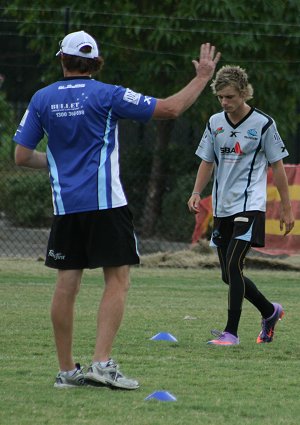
[196,107,289,217]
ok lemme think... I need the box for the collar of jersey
[60,76,92,81]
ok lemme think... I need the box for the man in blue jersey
[14,30,220,388]
[188,65,295,346]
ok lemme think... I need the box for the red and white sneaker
[256,303,284,343]
[207,330,240,346]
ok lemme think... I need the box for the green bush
[0,94,17,164]
[2,171,52,227]
[156,173,213,242]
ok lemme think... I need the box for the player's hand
[280,205,295,235]
[187,193,201,213]
[192,43,221,81]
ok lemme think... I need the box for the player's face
[216,86,245,114]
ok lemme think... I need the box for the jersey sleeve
[262,122,289,164]
[111,86,157,122]
[195,121,215,162]
[13,93,45,149]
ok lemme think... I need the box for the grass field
[0,259,299,425]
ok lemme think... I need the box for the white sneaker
[85,359,139,390]
[54,363,85,388]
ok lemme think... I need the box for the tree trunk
[141,119,174,237]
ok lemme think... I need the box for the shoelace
[74,362,84,375]
[106,359,117,368]
[210,329,223,338]
[261,318,274,334]
[99,359,123,382]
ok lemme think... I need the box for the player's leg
[51,269,83,371]
[86,265,139,389]
[217,243,274,318]
[46,214,87,387]
[243,276,274,317]
[211,209,284,344]
[223,238,250,336]
[93,265,130,362]
[207,241,245,344]
[216,245,229,285]
[83,207,140,388]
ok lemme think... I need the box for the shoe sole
[54,383,84,388]
[85,372,139,390]
[207,341,239,346]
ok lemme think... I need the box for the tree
[4,0,300,238]
[0,87,16,162]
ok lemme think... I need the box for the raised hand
[192,43,221,81]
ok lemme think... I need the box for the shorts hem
[45,258,140,270]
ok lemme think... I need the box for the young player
[188,65,294,346]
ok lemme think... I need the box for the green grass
[0,259,299,425]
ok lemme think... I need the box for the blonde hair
[211,65,254,101]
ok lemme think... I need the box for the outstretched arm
[270,160,295,235]
[187,160,214,213]
[153,43,221,120]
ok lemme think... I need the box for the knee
[227,261,242,277]
[55,277,81,299]
[227,261,244,287]
[55,281,80,300]
[122,277,130,293]
[104,266,131,293]
[221,272,229,285]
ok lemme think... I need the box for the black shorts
[45,206,140,269]
[211,211,265,248]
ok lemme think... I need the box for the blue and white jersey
[14,77,157,215]
[196,107,289,217]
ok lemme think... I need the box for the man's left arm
[15,144,47,169]
[270,160,295,235]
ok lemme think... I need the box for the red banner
[192,164,300,255]
[191,195,213,244]
[255,164,300,255]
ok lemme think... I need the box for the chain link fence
[1,102,212,260]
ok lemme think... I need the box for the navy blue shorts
[45,206,140,269]
[211,211,265,248]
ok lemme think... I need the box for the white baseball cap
[56,30,99,58]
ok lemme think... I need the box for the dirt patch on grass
[141,240,300,271]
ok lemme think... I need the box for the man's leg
[224,239,250,336]
[93,265,130,362]
[86,265,139,389]
[217,244,274,318]
[208,240,250,344]
[51,269,83,371]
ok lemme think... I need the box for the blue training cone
[150,332,178,342]
[144,391,177,401]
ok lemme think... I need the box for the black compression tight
[217,239,274,334]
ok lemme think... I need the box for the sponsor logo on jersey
[58,83,86,90]
[273,132,283,143]
[123,88,141,105]
[220,142,243,155]
[51,102,80,111]
[214,127,224,136]
[229,131,240,137]
[247,128,258,137]
[245,128,258,140]
[51,100,85,118]
[144,96,152,105]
